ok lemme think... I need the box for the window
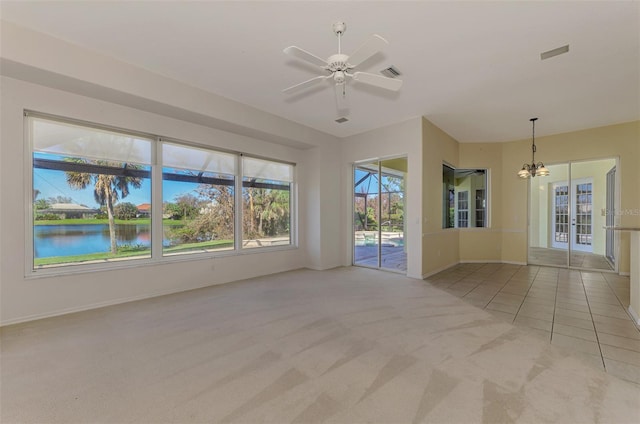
[457,191,469,228]
[442,165,488,228]
[162,142,236,255]
[242,157,293,248]
[28,114,296,272]
[31,116,153,268]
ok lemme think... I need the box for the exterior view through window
[29,114,294,271]
[242,157,292,248]
[162,142,236,255]
[32,117,153,267]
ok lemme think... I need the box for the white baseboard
[628,306,640,326]
[620,272,630,276]
[460,260,527,266]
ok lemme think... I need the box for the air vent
[380,66,402,78]
[541,44,569,60]
[335,117,349,124]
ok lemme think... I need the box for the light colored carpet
[2,266,639,423]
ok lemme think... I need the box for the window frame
[25,111,297,278]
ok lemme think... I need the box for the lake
[34,224,158,258]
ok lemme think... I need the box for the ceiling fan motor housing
[327,54,350,72]
[332,22,346,35]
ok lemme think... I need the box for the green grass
[34,218,186,226]
[34,239,234,267]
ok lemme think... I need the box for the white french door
[551,178,593,252]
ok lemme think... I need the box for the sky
[34,167,190,208]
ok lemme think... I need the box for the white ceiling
[1,1,638,142]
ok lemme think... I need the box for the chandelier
[518,118,549,178]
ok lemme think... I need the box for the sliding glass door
[353,158,407,272]
[528,158,617,271]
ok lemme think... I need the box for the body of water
[34,224,157,258]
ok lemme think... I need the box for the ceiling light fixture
[518,118,550,179]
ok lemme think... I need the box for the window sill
[26,244,299,280]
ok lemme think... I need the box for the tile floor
[528,247,613,270]
[425,263,640,385]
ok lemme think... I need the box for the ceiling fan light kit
[283,21,403,114]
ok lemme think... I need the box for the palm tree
[65,159,142,254]
[253,188,289,237]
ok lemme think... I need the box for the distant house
[136,203,151,218]
[42,203,98,219]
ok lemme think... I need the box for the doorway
[528,158,617,272]
[353,157,407,273]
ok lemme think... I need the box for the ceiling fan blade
[283,46,328,68]
[352,72,403,91]
[347,34,388,67]
[282,75,330,93]
[335,83,349,113]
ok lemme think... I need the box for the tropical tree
[243,187,289,238]
[174,193,202,220]
[114,202,139,220]
[65,159,142,254]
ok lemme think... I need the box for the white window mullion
[151,138,164,260]
[235,155,243,251]
[24,113,35,276]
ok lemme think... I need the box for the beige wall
[422,118,460,276]
[458,143,505,263]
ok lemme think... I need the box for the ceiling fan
[282,22,402,111]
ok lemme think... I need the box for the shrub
[35,213,61,221]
